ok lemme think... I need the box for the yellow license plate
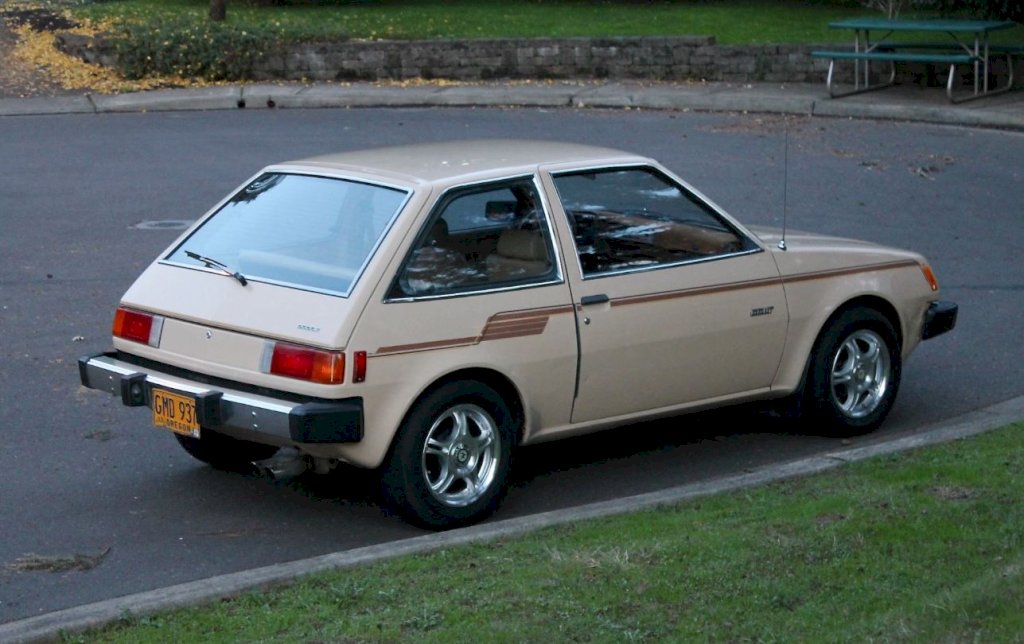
[152,388,200,438]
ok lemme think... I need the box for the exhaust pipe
[252,448,309,481]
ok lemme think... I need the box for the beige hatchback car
[80,140,956,528]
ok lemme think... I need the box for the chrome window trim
[384,173,566,303]
[548,163,761,281]
[578,247,764,281]
[159,172,414,299]
[386,276,566,303]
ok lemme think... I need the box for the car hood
[747,225,925,275]
[748,226,885,251]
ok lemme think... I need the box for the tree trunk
[210,0,226,22]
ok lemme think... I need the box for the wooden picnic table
[813,17,1018,102]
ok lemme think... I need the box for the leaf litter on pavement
[6,547,111,573]
[1,5,218,95]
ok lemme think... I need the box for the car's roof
[280,139,647,184]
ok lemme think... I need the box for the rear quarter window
[388,179,560,299]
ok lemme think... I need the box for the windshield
[166,173,409,296]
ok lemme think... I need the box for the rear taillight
[265,342,345,384]
[112,307,163,347]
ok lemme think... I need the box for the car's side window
[552,167,754,277]
[389,179,558,298]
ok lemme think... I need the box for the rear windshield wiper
[184,250,248,286]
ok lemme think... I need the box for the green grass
[65,0,1024,49]
[58,0,1024,81]
[75,422,1024,642]
[70,0,890,44]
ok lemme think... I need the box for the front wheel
[382,381,516,529]
[804,308,902,436]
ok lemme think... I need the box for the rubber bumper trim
[289,400,364,443]
[922,300,958,340]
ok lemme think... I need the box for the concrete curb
[809,99,1024,130]
[0,94,96,116]
[1,82,1022,130]
[90,86,242,113]
[3,395,1022,643]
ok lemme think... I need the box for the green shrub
[935,0,1024,20]
[113,17,282,80]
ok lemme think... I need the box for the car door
[349,175,580,457]
[544,165,789,424]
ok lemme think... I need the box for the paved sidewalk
[1,79,1023,129]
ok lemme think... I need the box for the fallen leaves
[7,546,111,573]
[908,153,956,181]
[11,21,186,93]
[930,485,976,501]
[4,9,226,95]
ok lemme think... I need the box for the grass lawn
[70,0,901,44]
[75,422,1024,642]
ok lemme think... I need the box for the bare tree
[860,0,914,18]
[210,0,226,21]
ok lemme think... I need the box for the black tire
[381,381,517,529]
[175,429,279,472]
[803,308,902,436]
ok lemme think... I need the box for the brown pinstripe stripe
[783,259,918,284]
[488,305,575,320]
[610,276,783,308]
[375,336,479,356]
[482,319,549,340]
[374,305,574,356]
[374,261,917,355]
[608,260,918,308]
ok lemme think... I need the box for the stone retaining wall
[253,37,831,83]
[58,34,836,83]
[59,33,1021,86]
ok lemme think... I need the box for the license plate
[152,388,200,438]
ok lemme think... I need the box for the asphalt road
[1,107,1021,623]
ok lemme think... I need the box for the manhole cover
[131,220,194,230]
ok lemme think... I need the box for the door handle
[580,294,610,306]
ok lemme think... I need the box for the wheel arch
[393,367,527,451]
[792,293,903,400]
[826,295,903,350]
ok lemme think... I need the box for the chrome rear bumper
[78,352,362,444]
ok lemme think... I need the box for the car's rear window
[165,173,409,296]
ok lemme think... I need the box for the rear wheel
[382,381,516,529]
[175,429,279,471]
[804,308,901,436]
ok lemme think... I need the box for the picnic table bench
[812,18,1018,103]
